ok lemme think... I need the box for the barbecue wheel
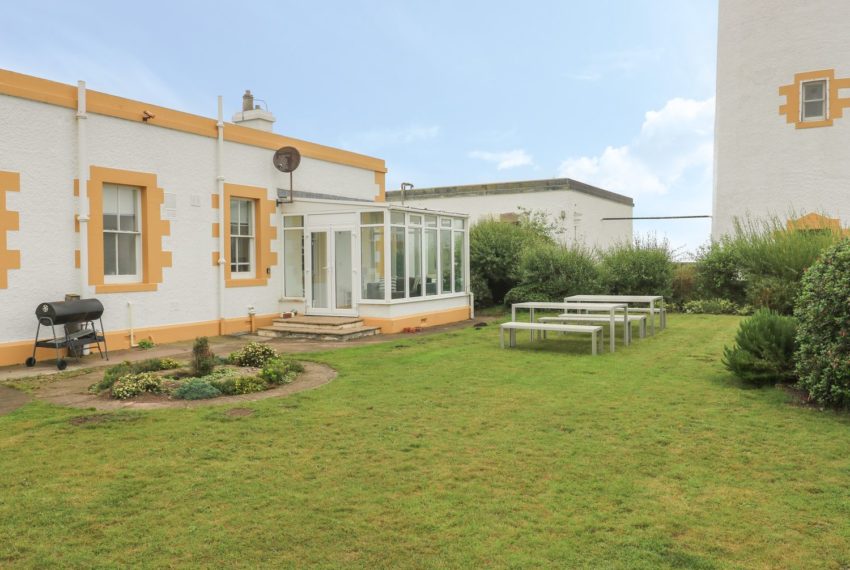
[25,357,36,367]
[56,359,67,371]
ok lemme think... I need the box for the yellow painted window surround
[779,69,850,129]
[0,171,21,289]
[86,166,172,293]
[222,183,277,288]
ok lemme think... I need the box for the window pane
[390,211,405,225]
[453,231,464,292]
[424,229,438,295]
[284,229,304,297]
[103,185,118,231]
[804,100,824,119]
[283,215,304,228]
[236,237,251,264]
[119,187,137,232]
[409,214,422,225]
[453,218,464,229]
[334,231,353,309]
[440,229,452,293]
[360,211,384,225]
[803,81,825,101]
[360,226,385,299]
[311,232,329,309]
[230,236,239,272]
[424,215,437,228]
[408,226,422,297]
[391,225,405,299]
[103,233,117,276]
[117,233,137,276]
[441,218,452,228]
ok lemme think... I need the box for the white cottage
[0,69,472,367]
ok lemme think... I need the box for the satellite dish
[273,146,301,173]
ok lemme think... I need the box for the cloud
[558,97,715,198]
[469,149,534,170]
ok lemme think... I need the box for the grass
[2,314,850,568]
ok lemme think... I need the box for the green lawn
[2,314,850,569]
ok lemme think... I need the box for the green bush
[93,358,181,393]
[259,357,304,385]
[671,263,697,307]
[503,244,599,304]
[173,378,221,400]
[730,216,843,314]
[794,239,850,407]
[469,218,551,305]
[234,375,269,394]
[111,372,162,400]
[229,341,278,367]
[137,339,155,350]
[210,377,239,396]
[722,309,797,385]
[683,298,740,315]
[598,235,674,297]
[694,241,747,304]
[192,337,216,377]
[470,272,493,308]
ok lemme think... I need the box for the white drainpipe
[127,301,137,347]
[76,80,90,298]
[216,96,226,333]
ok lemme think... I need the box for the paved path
[0,385,31,416]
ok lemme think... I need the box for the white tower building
[712,0,850,238]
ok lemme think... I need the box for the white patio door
[306,227,356,316]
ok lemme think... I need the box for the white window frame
[282,214,305,299]
[230,198,255,278]
[801,78,828,122]
[103,183,142,284]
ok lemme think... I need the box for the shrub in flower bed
[259,357,304,385]
[93,358,182,393]
[229,342,278,367]
[173,378,221,400]
[234,375,269,394]
[192,337,216,377]
[110,372,162,400]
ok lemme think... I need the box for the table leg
[500,327,504,349]
[624,307,630,346]
[530,308,535,342]
[661,298,666,329]
[649,301,656,335]
[512,305,516,323]
[609,310,616,353]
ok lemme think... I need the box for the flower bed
[90,341,304,402]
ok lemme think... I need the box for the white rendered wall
[713,0,850,238]
[0,93,385,344]
[400,190,633,250]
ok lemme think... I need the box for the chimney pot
[242,90,254,112]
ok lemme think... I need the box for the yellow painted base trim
[361,306,471,334]
[0,314,279,368]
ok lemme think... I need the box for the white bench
[500,321,603,355]
[539,314,647,339]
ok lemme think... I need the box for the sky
[0,0,718,257]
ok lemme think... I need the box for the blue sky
[1,0,718,256]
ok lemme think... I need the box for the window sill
[95,282,158,293]
[796,118,833,129]
[225,277,269,288]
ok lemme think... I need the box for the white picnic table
[564,294,666,335]
[511,301,629,353]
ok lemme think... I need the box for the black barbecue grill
[26,298,109,370]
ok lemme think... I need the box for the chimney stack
[232,89,276,132]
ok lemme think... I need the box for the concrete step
[257,324,381,341]
[271,316,364,331]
